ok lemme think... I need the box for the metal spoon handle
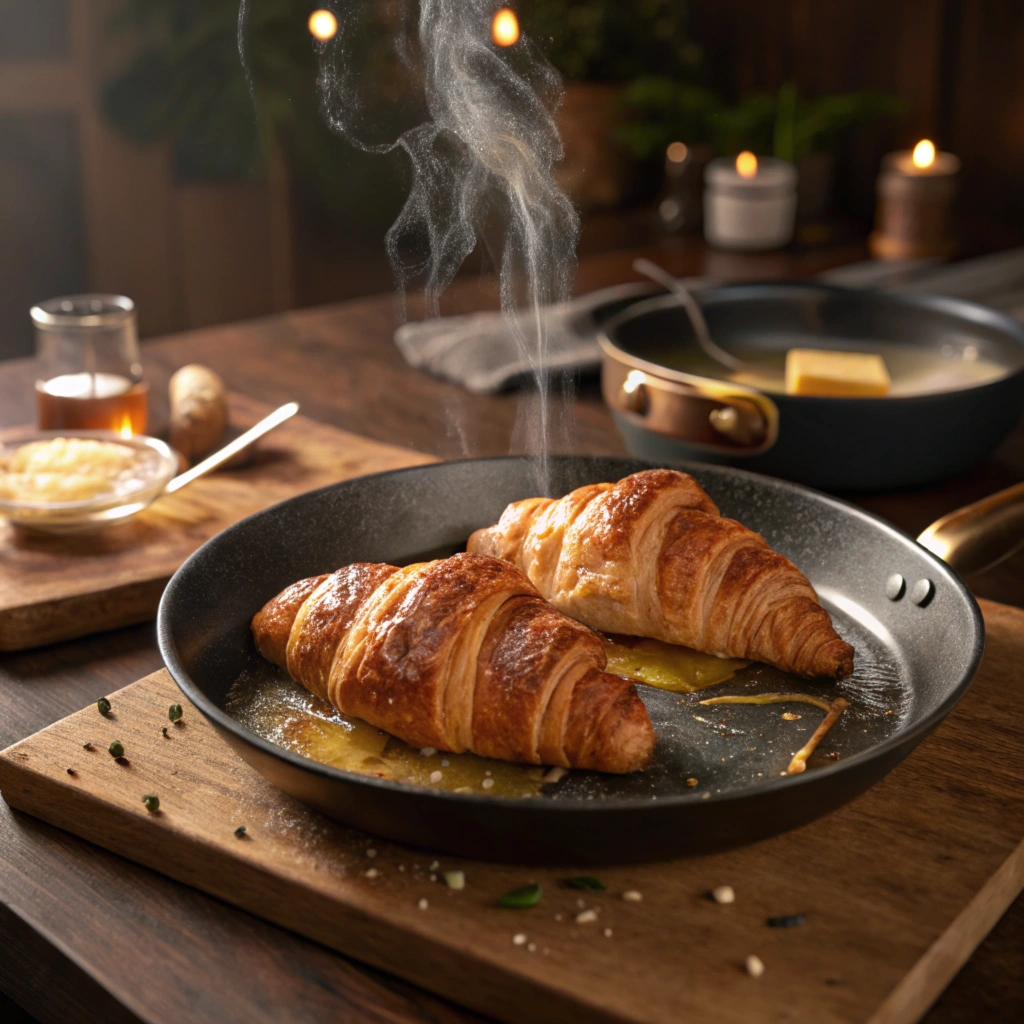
[632,258,744,372]
[165,402,299,495]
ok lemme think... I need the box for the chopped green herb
[97,697,111,717]
[142,794,160,813]
[565,876,606,891]
[108,740,124,758]
[168,704,183,723]
[498,883,542,908]
[234,825,247,838]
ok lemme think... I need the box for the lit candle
[869,139,960,260]
[703,153,798,251]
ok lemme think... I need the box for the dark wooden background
[690,0,1024,233]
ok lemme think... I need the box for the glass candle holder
[31,294,148,435]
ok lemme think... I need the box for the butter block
[785,348,891,397]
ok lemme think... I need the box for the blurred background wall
[1,0,1022,360]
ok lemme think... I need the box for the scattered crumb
[603,928,613,938]
[685,777,698,788]
[542,766,567,784]
[622,890,643,903]
[420,747,437,757]
[482,778,495,790]
[429,770,443,784]
[781,712,801,721]
[418,898,429,910]
[365,868,379,879]
[366,848,377,858]
[512,933,527,946]
[745,955,765,978]
[575,909,598,924]
[711,885,735,905]
[443,870,465,890]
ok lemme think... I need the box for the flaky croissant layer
[252,553,655,774]
[468,469,854,680]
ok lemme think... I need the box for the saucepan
[595,282,1024,491]
[158,456,1022,864]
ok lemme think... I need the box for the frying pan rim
[596,279,1024,402]
[158,454,985,814]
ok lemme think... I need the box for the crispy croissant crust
[251,552,655,773]
[468,469,854,680]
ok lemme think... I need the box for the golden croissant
[468,469,854,679]
[251,552,655,774]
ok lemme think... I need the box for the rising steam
[240,1,580,474]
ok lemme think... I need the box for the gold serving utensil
[918,481,1024,576]
[88,402,300,526]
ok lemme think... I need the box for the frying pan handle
[918,482,1024,576]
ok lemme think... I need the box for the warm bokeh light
[491,8,520,46]
[735,151,758,179]
[912,138,936,169]
[666,141,689,163]
[308,9,338,42]
[119,413,134,439]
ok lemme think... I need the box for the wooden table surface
[1,233,1022,1024]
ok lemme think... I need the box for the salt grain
[711,885,735,904]
[622,890,643,903]
[745,954,765,978]
[512,933,527,946]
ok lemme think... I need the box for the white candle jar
[703,156,798,251]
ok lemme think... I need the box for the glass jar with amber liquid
[32,294,148,435]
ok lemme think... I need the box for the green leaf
[565,876,606,891]
[498,883,542,908]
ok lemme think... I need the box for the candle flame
[912,139,936,169]
[491,8,519,46]
[308,9,338,42]
[666,141,689,164]
[736,151,758,179]
[119,413,134,439]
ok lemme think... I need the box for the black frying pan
[157,456,983,865]
[596,283,1024,491]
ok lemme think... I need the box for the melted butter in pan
[226,670,547,798]
[602,635,748,692]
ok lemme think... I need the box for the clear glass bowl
[0,429,177,535]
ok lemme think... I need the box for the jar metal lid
[31,294,135,330]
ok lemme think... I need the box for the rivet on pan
[620,371,650,416]
[884,574,906,601]
[910,579,935,606]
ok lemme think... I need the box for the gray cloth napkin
[394,283,650,394]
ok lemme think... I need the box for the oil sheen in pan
[224,600,909,801]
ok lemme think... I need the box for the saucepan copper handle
[600,342,780,456]
[918,481,1024,576]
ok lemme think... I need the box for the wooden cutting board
[1,599,1021,1024]
[0,394,433,651]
